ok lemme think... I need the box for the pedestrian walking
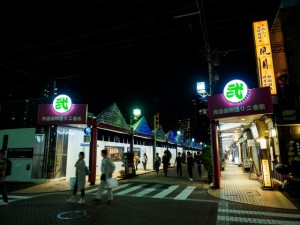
[0,150,9,205]
[174,152,183,176]
[66,151,87,204]
[133,152,140,171]
[142,153,148,170]
[194,151,202,177]
[154,153,161,176]
[162,151,170,177]
[94,149,116,204]
[186,151,194,181]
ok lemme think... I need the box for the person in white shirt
[94,149,116,204]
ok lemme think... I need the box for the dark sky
[0,0,282,131]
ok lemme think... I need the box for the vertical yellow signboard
[253,20,277,95]
[261,159,272,189]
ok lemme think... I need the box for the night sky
[0,0,281,131]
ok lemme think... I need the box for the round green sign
[223,79,248,103]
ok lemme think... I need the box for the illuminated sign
[37,94,88,125]
[53,94,72,113]
[261,159,272,188]
[208,87,273,120]
[37,104,88,125]
[253,20,277,95]
[250,123,259,139]
[84,126,92,135]
[223,79,248,103]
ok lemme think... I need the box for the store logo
[53,94,72,113]
[223,79,248,103]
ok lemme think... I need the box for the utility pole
[207,45,213,95]
[153,114,157,170]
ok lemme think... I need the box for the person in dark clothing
[175,152,183,176]
[186,151,194,181]
[0,150,9,205]
[162,152,170,177]
[154,153,161,176]
[194,151,202,177]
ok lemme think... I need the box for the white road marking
[152,185,179,198]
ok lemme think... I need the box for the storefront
[208,80,274,188]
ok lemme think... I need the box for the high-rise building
[191,96,210,144]
[178,117,191,141]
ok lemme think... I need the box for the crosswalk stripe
[0,195,32,203]
[85,183,130,194]
[115,184,147,195]
[8,195,32,199]
[174,186,196,200]
[217,201,300,225]
[4,183,202,203]
[218,208,300,219]
[152,185,179,199]
[133,184,163,197]
[217,216,300,225]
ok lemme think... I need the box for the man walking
[175,152,183,176]
[186,151,194,181]
[162,151,170,177]
[94,149,116,204]
[194,151,202,177]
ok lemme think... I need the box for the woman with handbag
[94,149,116,204]
[66,151,87,204]
[133,152,139,171]
[142,153,148,170]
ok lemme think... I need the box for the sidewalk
[208,161,300,210]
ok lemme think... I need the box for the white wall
[0,128,36,148]
[66,127,90,179]
[1,127,183,182]
[0,128,36,182]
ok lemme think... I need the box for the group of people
[133,152,148,171]
[67,150,150,205]
[181,151,203,181]
[154,150,203,181]
[66,149,116,205]
[154,150,172,177]
[0,149,203,206]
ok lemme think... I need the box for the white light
[133,109,141,117]
[197,82,205,92]
[197,82,208,97]
[270,128,277,137]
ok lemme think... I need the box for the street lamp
[130,108,141,153]
[197,82,208,98]
[176,131,182,144]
